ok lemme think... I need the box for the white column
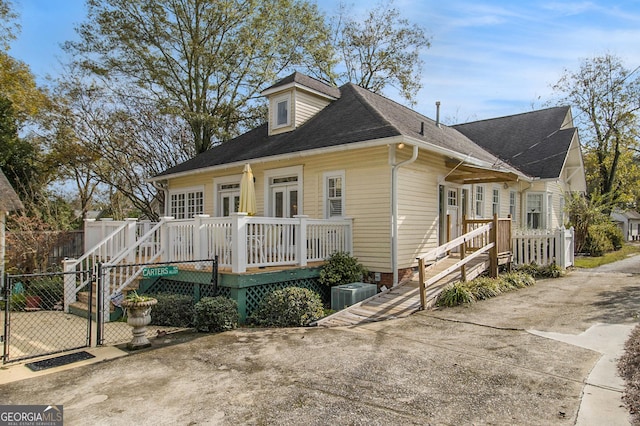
[231,213,248,273]
[160,217,174,263]
[194,215,209,260]
[125,218,138,262]
[294,215,308,267]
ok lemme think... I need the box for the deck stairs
[314,253,490,328]
[68,276,142,322]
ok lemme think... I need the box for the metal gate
[2,270,93,364]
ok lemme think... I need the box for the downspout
[390,143,419,287]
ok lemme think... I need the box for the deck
[314,253,491,327]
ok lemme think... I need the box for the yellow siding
[294,90,331,127]
[397,154,448,269]
[165,146,392,272]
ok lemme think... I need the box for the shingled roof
[262,71,341,99]
[453,106,576,179]
[155,82,517,179]
[0,168,23,212]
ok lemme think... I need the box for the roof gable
[0,168,23,212]
[453,106,575,179]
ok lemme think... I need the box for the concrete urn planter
[121,298,157,349]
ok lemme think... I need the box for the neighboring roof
[0,168,23,212]
[261,72,341,99]
[155,82,519,179]
[453,106,575,179]
[622,210,640,220]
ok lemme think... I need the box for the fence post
[231,213,248,273]
[569,227,575,267]
[555,227,564,268]
[63,259,76,313]
[295,215,308,267]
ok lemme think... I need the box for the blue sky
[8,0,640,124]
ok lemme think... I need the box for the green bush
[501,272,535,288]
[27,277,64,310]
[149,293,194,328]
[586,224,614,256]
[250,287,324,327]
[515,263,562,279]
[194,296,238,332]
[465,277,500,300]
[436,282,475,307]
[10,293,27,311]
[319,251,367,287]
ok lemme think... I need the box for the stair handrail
[417,222,492,264]
[101,218,170,300]
[63,219,136,312]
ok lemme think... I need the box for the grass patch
[574,243,640,269]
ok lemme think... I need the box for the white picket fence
[512,227,575,268]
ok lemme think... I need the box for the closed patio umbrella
[239,163,257,215]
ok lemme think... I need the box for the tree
[552,54,640,205]
[331,2,431,106]
[0,0,19,51]
[47,69,196,220]
[66,0,335,154]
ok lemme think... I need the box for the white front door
[446,189,460,247]
[271,185,298,218]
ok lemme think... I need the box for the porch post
[489,214,498,278]
[294,215,308,267]
[193,215,209,260]
[231,213,248,273]
[160,216,173,263]
[125,218,138,263]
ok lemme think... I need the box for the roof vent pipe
[436,101,441,128]
[420,121,424,135]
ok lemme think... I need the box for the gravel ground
[1,265,638,425]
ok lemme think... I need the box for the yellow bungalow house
[148,72,586,287]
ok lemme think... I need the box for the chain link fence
[2,270,92,363]
[97,259,219,346]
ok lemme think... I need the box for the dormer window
[277,99,288,126]
[273,93,291,129]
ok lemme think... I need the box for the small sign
[142,265,179,278]
[0,405,63,425]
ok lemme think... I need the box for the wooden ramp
[314,253,490,328]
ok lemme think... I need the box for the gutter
[390,143,419,287]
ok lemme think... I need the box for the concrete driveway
[1,256,639,425]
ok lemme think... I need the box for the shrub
[618,324,640,424]
[194,296,238,332]
[586,223,614,256]
[27,277,64,310]
[250,287,324,327]
[10,293,27,311]
[149,293,194,328]
[465,277,500,300]
[502,272,535,288]
[436,282,475,307]
[319,251,367,287]
[515,263,562,279]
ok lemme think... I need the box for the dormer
[261,72,340,136]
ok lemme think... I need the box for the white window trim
[475,185,485,218]
[272,92,291,129]
[167,185,205,219]
[213,175,242,217]
[525,191,546,229]
[509,190,517,223]
[492,186,500,217]
[263,165,303,217]
[323,170,346,218]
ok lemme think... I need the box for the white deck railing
[512,227,574,268]
[68,214,353,319]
